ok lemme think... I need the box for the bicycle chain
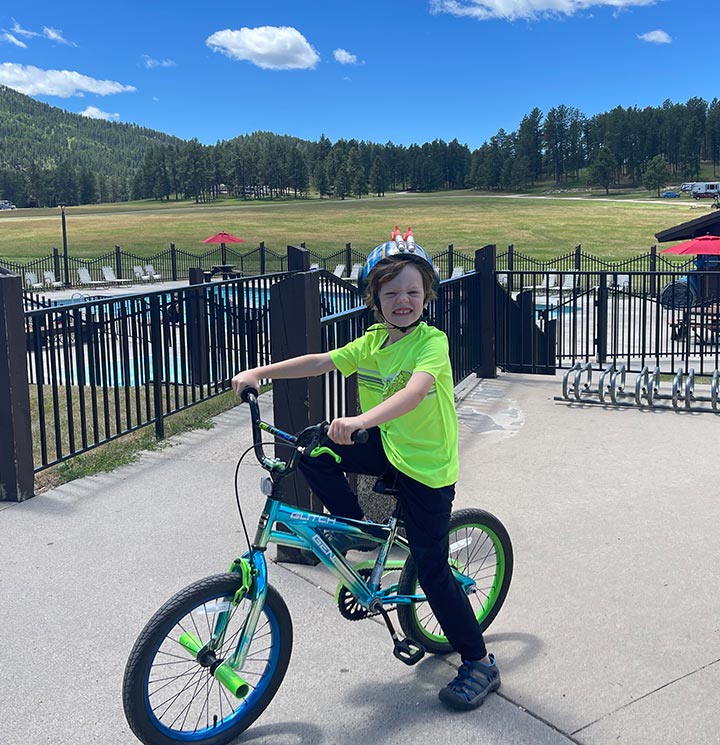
[337,568,381,621]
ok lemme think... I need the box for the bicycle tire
[396,508,513,655]
[123,574,292,745]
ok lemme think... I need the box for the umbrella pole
[221,242,227,265]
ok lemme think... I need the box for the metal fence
[497,268,720,376]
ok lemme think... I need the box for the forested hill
[0,85,183,206]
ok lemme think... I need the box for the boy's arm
[327,371,434,444]
[231,353,337,396]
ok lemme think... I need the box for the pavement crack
[570,657,720,736]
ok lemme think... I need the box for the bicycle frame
[221,389,477,673]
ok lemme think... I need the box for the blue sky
[0,1,710,150]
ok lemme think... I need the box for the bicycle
[122,388,513,745]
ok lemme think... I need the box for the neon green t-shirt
[329,322,459,488]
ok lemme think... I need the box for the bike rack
[557,363,720,413]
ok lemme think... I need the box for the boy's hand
[327,416,366,445]
[231,371,260,397]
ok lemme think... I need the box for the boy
[231,234,500,709]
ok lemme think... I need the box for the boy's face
[377,263,426,328]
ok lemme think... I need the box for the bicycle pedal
[393,638,425,666]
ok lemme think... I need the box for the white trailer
[691,182,720,199]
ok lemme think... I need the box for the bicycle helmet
[358,227,439,333]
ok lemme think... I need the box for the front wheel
[123,574,292,745]
[396,508,513,655]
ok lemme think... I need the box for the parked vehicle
[691,182,720,199]
[680,182,696,193]
[662,191,680,198]
[0,199,16,210]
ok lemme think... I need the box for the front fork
[176,550,268,699]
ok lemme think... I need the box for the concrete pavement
[1,372,719,745]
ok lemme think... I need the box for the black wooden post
[596,273,608,365]
[287,244,311,273]
[270,267,322,564]
[0,274,34,500]
[575,244,582,271]
[187,268,209,386]
[448,243,454,279]
[53,247,61,283]
[475,245,498,379]
[259,242,266,275]
[170,243,178,281]
[345,242,352,277]
[115,245,123,279]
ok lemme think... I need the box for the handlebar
[240,387,367,475]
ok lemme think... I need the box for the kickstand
[373,603,425,666]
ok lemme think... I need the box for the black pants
[298,427,487,661]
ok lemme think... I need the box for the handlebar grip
[240,387,259,403]
[321,424,368,444]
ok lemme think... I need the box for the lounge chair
[145,264,162,281]
[77,267,105,287]
[43,271,63,289]
[450,267,465,279]
[134,265,151,282]
[102,266,132,286]
[24,271,43,290]
[309,263,320,271]
[333,264,346,278]
[349,263,363,282]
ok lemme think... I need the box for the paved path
[1,373,718,744]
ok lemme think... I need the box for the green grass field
[0,188,711,263]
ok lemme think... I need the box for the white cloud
[42,26,77,46]
[80,105,119,121]
[1,32,26,48]
[637,29,671,44]
[334,48,358,65]
[430,0,658,21]
[0,63,136,97]
[6,20,76,45]
[10,20,39,39]
[142,54,176,68]
[206,26,320,70]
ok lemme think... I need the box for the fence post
[0,274,34,500]
[287,244,310,272]
[475,245,497,379]
[53,247,61,282]
[596,273,608,365]
[187,268,209,386]
[149,295,165,439]
[575,244,582,271]
[507,243,514,293]
[448,244,454,279]
[170,243,178,281]
[115,244,123,279]
[345,243,352,277]
[270,269,322,565]
[649,244,657,296]
[259,242,266,275]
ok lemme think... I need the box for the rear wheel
[123,574,292,745]
[397,508,513,654]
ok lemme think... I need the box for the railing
[25,273,287,471]
[497,268,720,375]
[1,242,477,289]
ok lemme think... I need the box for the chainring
[337,568,380,621]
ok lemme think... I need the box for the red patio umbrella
[201,231,246,246]
[201,231,246,267]
[661,234,720,255]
